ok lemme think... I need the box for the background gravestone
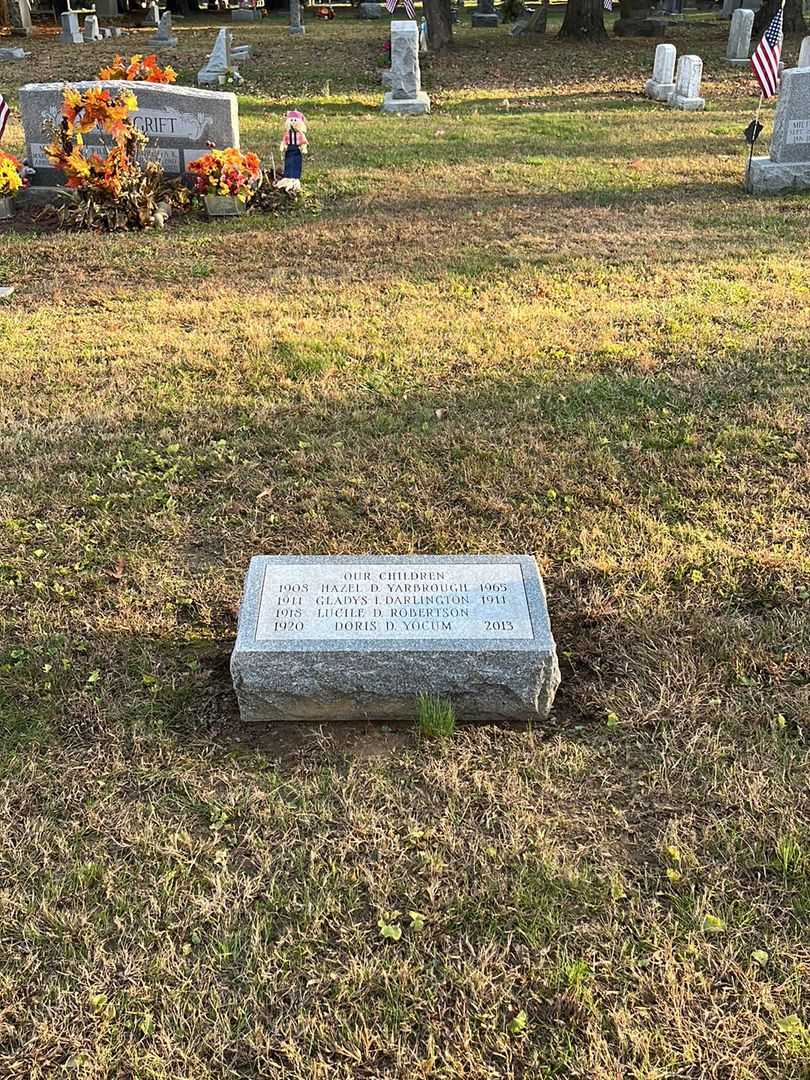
[645,42,677,100]
[669,54,704,110]
[150,10,178,46]
[7,0,32,36]
[472,0,499,26]
[58,11,83,44]
[231,555,561,723]
[382,20,430,114]
[726,7,754,64]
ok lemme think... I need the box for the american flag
[751,6,783,99]
[0,94,9,143]
[386,0,417,18]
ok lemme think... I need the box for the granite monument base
[670,92,704,110]
[748,158,810,193]
[644,77,675,100]
[382,90,431,113]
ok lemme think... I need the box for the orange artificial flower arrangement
[98,53,177,83]
[44,86,144,196]
[187,147,261,202]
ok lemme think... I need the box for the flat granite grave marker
[20,80,239,186]
[231,555,561,723]
[749,67,810,191]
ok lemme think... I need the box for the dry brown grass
[0,11,809,1078]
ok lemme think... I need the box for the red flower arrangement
[187,147,262,202]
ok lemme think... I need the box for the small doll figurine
[276,110,308,193]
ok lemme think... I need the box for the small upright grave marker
[58,11,83,44]
[198,28,243,86]
[82,14,102,42]
[289,0,305,34]
[472,0,499,26]
[150,10,177,47]
[726,7,754,64]
[382,20,430,114]
[645,43,676,101]
[231,555,561,723]
[669,54,705,110]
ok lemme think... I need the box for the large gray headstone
[669,54,704,110]
[645,42,676,101]
[749,68,810,190]
[231,555,561,723]
[726,7,753,63]
[382,20,430,114]
[20,80,239,186]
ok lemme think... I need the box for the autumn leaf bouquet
[98,53,177,83]
[43,85,187,230]
[44,86,145,196]
[0,150,26,197]
[187,147,261,203]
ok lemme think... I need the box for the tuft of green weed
[416,694,456,739]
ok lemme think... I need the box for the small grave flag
[0,94,9,143]
[603,0,613,10]
[386,0,417,19]
[751,6,783,99]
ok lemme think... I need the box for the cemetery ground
[1,10,810,1078]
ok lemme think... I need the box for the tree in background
[423,0,454,51]
[559,0,608,39]
[754,0,805,35]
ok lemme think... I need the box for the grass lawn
[1,9,809,1078]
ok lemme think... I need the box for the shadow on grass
[2,351,805,759]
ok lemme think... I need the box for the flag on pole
[751,7,784,99]
[603,0,613,10]
[385,0,417,18]
[0,95,10,143]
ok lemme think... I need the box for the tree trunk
[754,0,805,36]
[558,0,607,40]
[424,0,453,51]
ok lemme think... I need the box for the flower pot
[204,194,244,218]
[0,196,14,222]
